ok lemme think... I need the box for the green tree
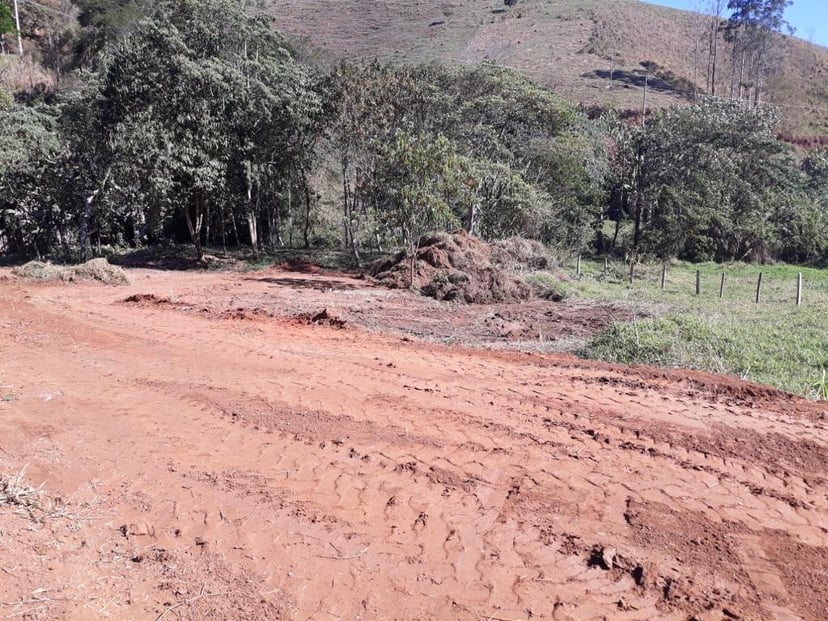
[328,61,607,257]
[0,103,65,257]
[372,130,461,285]
[802,149,828,200]
[0,3,14,35]
[66,0,324,260]
[725,0,793,106]
[612,98,800,261]
[70,0,153,68]
[0,2,14,58]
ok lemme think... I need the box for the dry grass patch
[11,258,130,285]
[0,466,48,518]
[0,465,78,524]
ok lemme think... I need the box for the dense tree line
[0,0,825,265]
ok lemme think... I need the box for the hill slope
[267,0,828,135]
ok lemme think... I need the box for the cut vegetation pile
[11,258,130,285]
[368,231,554,303]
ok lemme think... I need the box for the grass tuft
[0,466,46,513]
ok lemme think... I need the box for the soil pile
[295,308,348,329]
[11,258,130,285]
[368,231,550,303]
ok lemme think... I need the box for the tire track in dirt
[0,271,826,620]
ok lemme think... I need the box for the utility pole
[13,0,23,56]
[641,74,648,127]
[608,55,614,89]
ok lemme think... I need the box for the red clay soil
[0,266,826,621]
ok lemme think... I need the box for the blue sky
[644,0,828,47]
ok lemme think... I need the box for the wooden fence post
[661,264,667,290]
[796,272,802,306]
[695,269,701,295]
[629,261,635,284]
[576,255,581,277]
[755,272,763,304]
[604,257,608,274]
[719,272,725,299]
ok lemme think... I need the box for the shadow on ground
[243,276,362,291]
[581,69,686,95]
[109,246,217,271]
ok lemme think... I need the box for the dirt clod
[123,293,171,305]
[297,308,347,328]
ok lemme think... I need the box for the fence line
[572,258,826,307]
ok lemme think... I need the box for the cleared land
[0,265,826,620]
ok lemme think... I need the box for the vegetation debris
[368,231,560,304]
[11,259,130,285]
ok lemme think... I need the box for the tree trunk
[303,176,312,249]
[79,196,93,262]
[632,195,643,250]
[407,231,416,290]
[342,158,351,248]
[342,156,360,266]
[409,252,416,289]
[286,184,293,248]
[612,209,621,250]
[753,44,765,108]
[204,203,211,248]
[268,206,277,248]
[230,207,240,247]
[246,179,259,257]
[737,49,746,104]
[79,165,112,262]
[247,211,259,257]
[466,201,478,235]
[13,0,23,57]
[709,16,718,95]
[184,198,204,261]
[632,151,644,250]
[220,204,228,254]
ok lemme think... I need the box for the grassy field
[567,259,828,399]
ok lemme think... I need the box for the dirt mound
[11,258,130,285]
[121,293,180,308]
[295,308,347,329]
[217,307,272,321]
[123,293,167,305]
[368,231,551,303]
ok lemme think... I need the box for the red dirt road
[0,267,826,621]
